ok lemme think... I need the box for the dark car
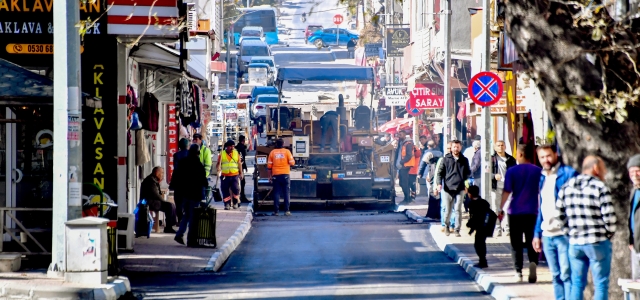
[304,25,323,44]
[217,89,237,100]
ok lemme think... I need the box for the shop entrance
[0,106,53,255]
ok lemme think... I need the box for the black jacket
[436,153,471,194]
[140,175,164,211]
[235,143,248,171]
[170,155,208,201]
[491,152,517,190]
[470,149,481,179]
[630,188,640,251]
[467,197,491,231]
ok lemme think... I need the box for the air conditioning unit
[187,3,198,31]
[117,213,135,252]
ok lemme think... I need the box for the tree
[505,0,640,298]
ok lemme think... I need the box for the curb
[0,275,130,300]
[405,209,515,300]
[205,203,254,272]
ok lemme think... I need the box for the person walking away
[347,39,356,59]
[193,133,213,177]
[557,155,616,300]
[172,145,208,246]
[171,138,190,222]
[498,143,541,283]
[532,144,578,300]
[215,140,243,210]
[491,140,517,237]
[418,138,443,193]
[628,154,640,300]
[432,142,454,230]
[467,185,492,268]
[408,146,422,200]
[470,140,482,191]
[436,139,471,237]
[235,135,250,202]
[140,167,177,233]
[395,131,416,205]
[267,139,295,216]
[319,111,339,152]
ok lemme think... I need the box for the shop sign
[409,83,444,109]
[166,104,178,183]
[365,42,382,57]
[386,28,410,57]
[384,85,406,106]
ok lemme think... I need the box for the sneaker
[174,235,185,245]
[272,212,279,216]
[515,272,523,282]
[444,227,450,236]
[232,203,239,209]
[224,203,231,210]
[285,211,291,216]
[528,262,537,283]
[474,261,488,268]
[455,230,461,237]
[441,226,446,232]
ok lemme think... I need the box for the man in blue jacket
[533,144,578,300]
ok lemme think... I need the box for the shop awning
[0,58,53,105]
[130,43,206,81]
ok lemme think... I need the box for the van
[239,26,265,44]
[238,40,271,76]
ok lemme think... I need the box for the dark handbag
[212,176,222,202]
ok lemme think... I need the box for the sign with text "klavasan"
[409,83,444,109]
[384,86,407,106]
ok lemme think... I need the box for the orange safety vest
[401,140,416,167]
[409,148,421,175]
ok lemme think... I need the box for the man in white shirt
[491,140,516,236]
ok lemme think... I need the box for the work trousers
[272,174,291,213]
[398,168,411,203]
[491,188,510,231]
[320,116,338,151]
[409,174,417,197]
[508,214,539,272]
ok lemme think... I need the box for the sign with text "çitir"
[408,83,444,109]
[386,28,410,57]
[384,86,407,106]
[365,42,382,57]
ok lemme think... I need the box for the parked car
[250,56,278,83]
[239,26,265,45]
[304,25,323,44]
[237,84,259,99]
[308,28,359,48]
[238,39,271,76]
[217,89,237,100]
[249,86,279,106]
[251,94,279,120]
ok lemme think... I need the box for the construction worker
[395,130,415,205]
[267,139,295,216]
[216,140,243,210]
[319,111,339,152]
[193,133,213,177]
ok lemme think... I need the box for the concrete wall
[451,0,479,51]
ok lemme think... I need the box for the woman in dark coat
[171,144,209,245]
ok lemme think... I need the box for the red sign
[468,71,503,107]
[409,83,444,109]
[166,104,178,183]
[333,14,344,25]
[406,100,423,116]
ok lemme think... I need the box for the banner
[386,28,410,57]
[384,86,406,106]
[409,83,444,109]
[365,42,382,57]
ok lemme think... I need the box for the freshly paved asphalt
[127,211,492,299]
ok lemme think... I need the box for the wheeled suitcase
[187,204,217,248]
[134,200,154,238]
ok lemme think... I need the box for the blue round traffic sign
[405,99,423,116]
[468,71,503,107]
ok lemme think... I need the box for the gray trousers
[632,250,640,300]
[442,190,465,231]
[491,188,510,231]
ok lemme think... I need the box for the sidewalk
[0,272,130,300]
[406,208,554,300]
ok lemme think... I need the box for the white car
[251,94,279,120]
[250,56,278,83]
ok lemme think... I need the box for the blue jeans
[569,240,612,300]
[272,174,290,213]
[440,191,456,228]
[543,235,571,300]
[176,199,199,237]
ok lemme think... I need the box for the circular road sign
[406,98,423,117]
[333,14,344,25]
[468,71,503,107]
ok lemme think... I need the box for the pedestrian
[215,140,243,210]
[235,135,250,202]
[193,133,213,177]
[470,140,482,191]
[172,144,208,246]
[466,185,492,269]
[491,140,517,237]
[408,145,421,200]
[433,142,455,229]
[319,110,339,153]
[463,135,480,165]
[418,138,444,188]
[140,166,177,233]
[171,138,190,222]
[498,143,541,283]
[436,139,471,237]
[267,138,295,216]
[532,144,578,300]
[395,130,416,205]
[557,155,616,300]
[627,154,640,300]
[347,39,356,58]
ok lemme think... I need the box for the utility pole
[226,25,232,90]
[480,0,492,200]
[442,0,452,146]
[50,0,83,277]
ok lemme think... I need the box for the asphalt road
[128,212,492,299]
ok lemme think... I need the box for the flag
[456,101,466,122]
[522,110,537,165]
